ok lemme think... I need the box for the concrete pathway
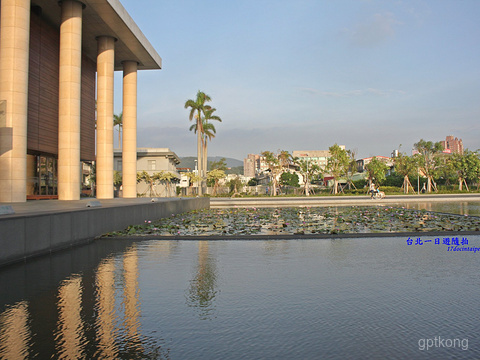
[210,194,480,208]
[0,197,183,217]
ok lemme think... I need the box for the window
[117,160,122,171]
[148,160,156,170]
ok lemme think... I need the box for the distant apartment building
[440,135,463,154]
[243,154,270,177]
[244,154,261,177]
[114,148,181,197]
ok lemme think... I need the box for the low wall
[0,197,209,267]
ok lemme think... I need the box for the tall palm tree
[185,91,212,195]
[113,112,123,148]
[190,108,222,176]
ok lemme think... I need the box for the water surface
[1,236,479,359]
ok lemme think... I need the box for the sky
[113,0,480,161]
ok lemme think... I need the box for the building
[356,156,394,173]
[292,148,346,170]
[114,148,180,197]
[0,0,162,202]
[440,135,463,154]
[243,154,261,177]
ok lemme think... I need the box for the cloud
[342,12,402,47]
[297,87,406,97]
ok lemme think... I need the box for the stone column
[121,61,138,198]
[96,36,115,199]
[58,0,84,200]
[0,0,31,202]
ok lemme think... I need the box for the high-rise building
[440,136,464,154]
[244,154,261,177]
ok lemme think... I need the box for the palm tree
[185,91,212,195]
[190,108,222,178]
[158,171,179,197]
[202,108,221,173]
[325,144,349,195]
[113,112,123,148]
[136,171,160,197]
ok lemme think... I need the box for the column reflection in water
[55,276,85,359]
[187,241,218,320]
[94,257,119,359]
[122,246,142,352]
[0,301,31,359]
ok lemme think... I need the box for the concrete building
[114,148,180,197]
[441,135,463,154]
[0,0,162,202]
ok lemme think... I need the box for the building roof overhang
[32,0,162,71]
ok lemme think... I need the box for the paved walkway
[0,197,183,217]
[210,193,480,208]
[2,194,480,217]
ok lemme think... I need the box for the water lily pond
[110,206,480,237]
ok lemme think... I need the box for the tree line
[258,139,480,196]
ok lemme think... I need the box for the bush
[353,179,367,189]
[384,173,403,187]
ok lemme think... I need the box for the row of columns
[0,0,138,202]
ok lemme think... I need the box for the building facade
[292,149,341,170]
[0,0,162,202]
[114,148,180,197]
[441,135,463,154]
[243,154,260,178]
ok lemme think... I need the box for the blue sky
[114,0,480,160]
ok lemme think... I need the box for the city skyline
[114,0,480,160]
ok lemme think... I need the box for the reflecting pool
[389,201,480,216]
[1,235,479,359]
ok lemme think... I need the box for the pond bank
[210,193,480,208]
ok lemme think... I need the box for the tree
[185,91,212,196]
[185,171,202,194]
[345,149,358,190]
[451,150,480,191]
[207,169,226,196]
[113,112,123,148]
[325,144,349,194]
[210,157,228,171]
[295,158,321,196]
[261,151,281,196]
[365,157,389,186]
[434,154,456,186]
[136,171,160,197]
[202,108,221,174]
[394,153,418,194]
[227,176,243,197]
[158,171,179,197]
[414,139,443,192]
[280,171,299,187]
[189,108,222,175]
[114,170,122,192]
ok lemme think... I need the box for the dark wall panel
[28,12,96,161]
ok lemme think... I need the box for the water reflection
[55,276,85,359]
[0,301,31,360]
[186,241,219,320]
[0,215,479,359]
[95,257,119,359]
[0,241,169,359]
